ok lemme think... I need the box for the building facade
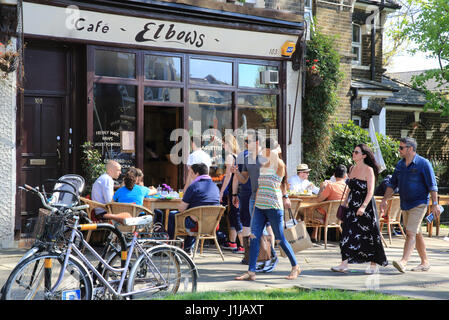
[1,0,305,247]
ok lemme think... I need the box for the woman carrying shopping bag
[235,138,300,281]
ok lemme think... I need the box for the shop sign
[23,2,299,58]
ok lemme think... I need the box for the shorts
[402,204,427,234]
[239,193,252,228]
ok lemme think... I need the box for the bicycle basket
[34,212,67,243]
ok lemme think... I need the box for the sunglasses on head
[353,150,361,154]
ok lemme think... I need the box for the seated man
[288,164,320,194]
[91,160,122,220]
[310,164,348,242]
[167,163,220,253]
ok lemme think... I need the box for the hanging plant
[302,28,343,183]
[0,41,20,76]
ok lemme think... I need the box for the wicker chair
[79,196,109,244]
[296,200,342,249]
[106,202,154,233]
[379,196,405,244]
[173,205,226,260]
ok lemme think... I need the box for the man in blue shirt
[380,137,441,273]
[167,163,220,253]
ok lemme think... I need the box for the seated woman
[102,167,155,224]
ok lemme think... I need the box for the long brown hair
[356,143,379,179]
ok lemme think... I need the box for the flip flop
[411,264,430,272]
[393,260,406,273]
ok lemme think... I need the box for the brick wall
[314,0,353,123]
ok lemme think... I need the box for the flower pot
[306,72,323,88]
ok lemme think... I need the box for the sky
[386,51,443,73]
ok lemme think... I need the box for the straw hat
[296,164,311,172]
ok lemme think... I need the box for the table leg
[164,209,169,232]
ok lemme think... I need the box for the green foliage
[327,121,401,182]
[81,141,105,191]
[399,0,449,115]
[302,29,343,183]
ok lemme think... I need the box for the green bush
[325,121,400,182]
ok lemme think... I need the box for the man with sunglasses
[380,137,440,273]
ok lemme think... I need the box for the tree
[398,0,449,115]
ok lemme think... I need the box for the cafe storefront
[17,0,303,237]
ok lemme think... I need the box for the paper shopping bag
[280,213,313,257]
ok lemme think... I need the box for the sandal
[392,260,406,273]
[285,266,301,280]
[411,264,430,272]
[235,272,256,281]
[331,265,348,273]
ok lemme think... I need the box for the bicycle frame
[49,215,170,299]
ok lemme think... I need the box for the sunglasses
[399,146,410,150]
[353,150,361,155]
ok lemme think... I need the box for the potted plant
[81,141,106,195]
[306,58,323,88]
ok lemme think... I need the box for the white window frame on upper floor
[352,23,362,65]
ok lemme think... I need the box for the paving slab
[1,227,449,300]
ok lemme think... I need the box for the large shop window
[189,59,233,85]
[237,94,278,133]
[95,50,136,78]
[188,89,232,181]
[93,83,137,169]
[238,64,278,89]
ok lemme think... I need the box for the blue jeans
[248,207,298,272]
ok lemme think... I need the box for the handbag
[337,183,348,221]
[280,208,313,257]
[337,167,352,221]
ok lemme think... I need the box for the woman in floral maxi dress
[331,144,388,274]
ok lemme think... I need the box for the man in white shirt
[184,136,212,191]
[91,160,122,217]
[288,163,320,194]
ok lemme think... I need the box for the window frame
[352,23,362,65]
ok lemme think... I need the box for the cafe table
[288,194,319,220]
[143,197,182,231]
[427,194,449,237]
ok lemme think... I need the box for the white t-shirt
[187,149,212,169]
[91,173,115,213]
[287,175,319,194]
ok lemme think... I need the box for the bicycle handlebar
[19,184,89,215]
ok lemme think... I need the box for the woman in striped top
[235,138,300,281]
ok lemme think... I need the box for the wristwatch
[282,194,289,199]
[432,201,438,205]
[232,194,238,197]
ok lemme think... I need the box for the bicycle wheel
[2,253,93,300]
[127,245,197,299]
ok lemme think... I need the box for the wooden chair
[105,202,154,234]
[79,196,109,244]
[427,195,449,237]
[379,196,405,244]
[296,200,342,249]
[173,205,226,260]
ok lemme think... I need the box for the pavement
[1,226,449,300]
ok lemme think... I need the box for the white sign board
[23,2,300,58]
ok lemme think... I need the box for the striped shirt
[255,167,284,210]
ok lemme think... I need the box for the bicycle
[1,184,198,300]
